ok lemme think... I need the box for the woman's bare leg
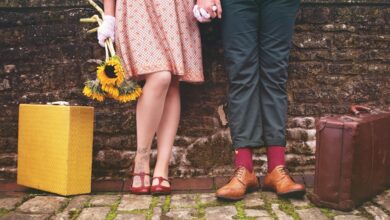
[152,77,181,187]
[133,71,172,188]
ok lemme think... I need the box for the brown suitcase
[309,106,390,211]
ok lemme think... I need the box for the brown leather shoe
[263,165,306,197]
[216,167,260,201]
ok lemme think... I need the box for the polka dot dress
[115,0,204,83]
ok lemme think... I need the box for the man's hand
[197,0,222,19]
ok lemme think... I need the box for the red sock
[234,148,253,172]
[267,146,286,173]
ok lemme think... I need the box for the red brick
[170,178,214,191]
[91,180,124,192]
[0,182,29,192]
[214,176,230,189]
[122,179,132,192]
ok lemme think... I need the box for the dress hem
[128,69,204,84]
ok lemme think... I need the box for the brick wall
[0,0,389,181]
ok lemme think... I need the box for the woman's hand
[193,5,211,23]
[98,0,116,47]
[197,0,222,19]
[97,15,116,47]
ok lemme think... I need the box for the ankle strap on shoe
[152,177,170,185]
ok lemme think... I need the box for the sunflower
[97,56,125,86]
[115,80,143,103]
[117,86,142,103]
[101,84,120,98]
[83,79,105,102]
[80,1,142,103]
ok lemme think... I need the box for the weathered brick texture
[0,0,389,181]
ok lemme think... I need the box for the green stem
[107,38,116,56]
[85,1,116,59]
[105,42,110,62]
[80,17,98,23]
[87,27,98,33]
[92,15,102,26]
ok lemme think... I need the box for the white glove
[97,15,116,47]
[193,5,217,23]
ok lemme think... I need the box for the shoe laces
[277,166,295,182]
[233,166,246,180]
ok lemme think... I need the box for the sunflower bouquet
[80,0,142,103]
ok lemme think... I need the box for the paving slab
[245,209,272,219]
[271,203,293,220]
[117,194,151,211]
[374,191,390,212]
[1,213,50,220]
[364,205,389,220]
[89,195,119,207]
[170,194,197,208]
[0,197,24,210]
[155,196,166,207]
[205,206,237,220]
[199,193,217,204]
[17,196,67,214]
[165,208,197,219]
[333,209,361,216]
[76,207,110,220]
[51,211,70,220]
[244,192,265,208]
[2,191,388,220]
[64,195,90,211]
[296,208,328,220]
[151,207,162,220]
[50,195,91,220]
[262,192,278,200]
[114,213,146,220]
[334,215,369,220]
[248,217,273,220]
[290,196,310,208]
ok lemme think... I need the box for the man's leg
[216,0,261,201]
[222,0,263,149]
[257,0,305,197]
[258,0,300,149]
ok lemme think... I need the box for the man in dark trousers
[195,0,305,200]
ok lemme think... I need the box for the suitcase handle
[340,115,362,122]
[350,105,371,115]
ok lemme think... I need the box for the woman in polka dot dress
[98,0,204,195]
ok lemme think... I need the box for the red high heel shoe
[150,177,171,195]
[130,172,151,195]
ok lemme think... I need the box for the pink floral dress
[115,0,204,83]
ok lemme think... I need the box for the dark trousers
[221,0,300,149]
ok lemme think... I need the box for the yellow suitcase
[17,104,94,196]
